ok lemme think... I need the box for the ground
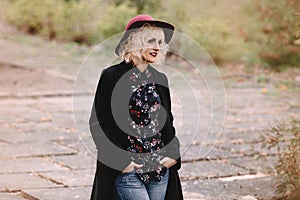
[0,20,300,200]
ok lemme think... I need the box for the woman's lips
[149,52,157,57]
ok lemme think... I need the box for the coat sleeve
[89,69,131,172]
[160,73,181,170]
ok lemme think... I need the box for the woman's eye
[148,39,155,43]
[158,40,162,45]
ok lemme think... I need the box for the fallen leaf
[261,88,268,93]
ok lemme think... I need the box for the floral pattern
[127,67,167,183]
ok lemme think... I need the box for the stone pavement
[1,29,300,200]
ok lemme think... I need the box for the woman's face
[141,28,165,64]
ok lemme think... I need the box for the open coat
[89,60,183,200]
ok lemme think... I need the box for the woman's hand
[122,161,143,173]
[159,157,177,169]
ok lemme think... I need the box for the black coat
[89,60,183,200]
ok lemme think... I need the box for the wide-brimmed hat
[115,14,175,56]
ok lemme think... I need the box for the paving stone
[180,160,249,179]
[23,187,92,200]
[0,192,26,200]
[225,88,266,95]
[175,125,216,146]
[40,169,94,187]
[226,93,276,102]
[0,142,7,147]
[223,122,268,133]
[178,126,223,147]
[0,123,18,135]
[219,129,263,143]
[225,113,285,123]
[229,156,277,174]
[0,64,73,95]
[0,142,76,158]
[0,158,68,174]
[49,154,95,170]
[0,99,73,125]
[0,173,59,191]
[29,97,73,113]
[181,176,276,200]
[0,104,39,124]
[73,96,95,112]
[181,145,239,161]
[72,118,90,132]
[216,142,280,157]
[0,131,77,144]
[178,133,206,147]
[16,113,52,125]
[4,122,55,134]
[56,139,90,153]
[47,114,74,127]
[183,191,207,200]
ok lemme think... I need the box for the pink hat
[115,14,174,56]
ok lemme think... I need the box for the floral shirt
[127,66,167,183]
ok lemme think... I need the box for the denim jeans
[114,170,169,200]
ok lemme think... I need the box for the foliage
[53,0,102,44]
[0,0,105,44]
[1,0,299,69]
[261,119,300,199]
[2,0,56,35]
[186,18,232,64]
[99,2,137,38]
[0,0,250,64]
[154,0,246,64]
[110,0,160,13]
[130,0,161,14]
[253,0,300,69]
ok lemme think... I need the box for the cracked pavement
[0,27,300,200]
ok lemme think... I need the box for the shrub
[98,2,137,38]
[0,0,104,44]
[157,0,252,65]
[261,119,300,199]
[52,0,102,44]
[186,18,233,64]
[254,0,300,69]
[2,0,56,35]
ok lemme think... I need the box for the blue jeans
[114,170,169,200]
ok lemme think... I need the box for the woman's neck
[128,55,149,72]
[135,64,148,72]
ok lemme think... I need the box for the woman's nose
[153,41,159,50]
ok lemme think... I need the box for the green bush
[185,18,234,64]
[254,0,300,69]
[4,0,298,70]
[2,0,56,35]
[261,119,300,199]
[52,0,102,44]
[98,2,137,38]
[0,0,256,66]
[0,0,104,44]
[156,0,256,65]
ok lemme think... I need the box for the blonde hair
[118,24,168,66]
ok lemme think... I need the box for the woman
[89,14,183,200]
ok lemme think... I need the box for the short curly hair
[118,23,168,66]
